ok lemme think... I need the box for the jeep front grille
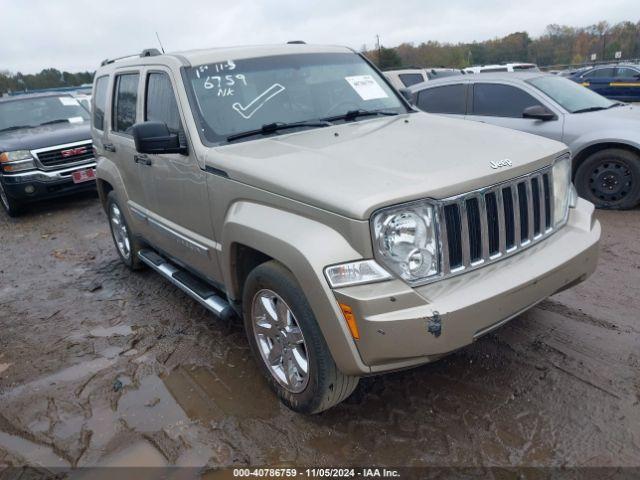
[438,166,554,276]
[32,141,94,170]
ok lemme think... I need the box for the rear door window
[113,73,139,134]
[472,83,540,118]
[93,76,109,131]
[145,72,182,133]
[416,84,467,114]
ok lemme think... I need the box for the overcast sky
[1,0,638,73]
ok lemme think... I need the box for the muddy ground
[0,192,638,471]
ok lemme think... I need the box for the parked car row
[409,72,640,209]
[568,63,640,102]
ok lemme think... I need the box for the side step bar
[138,249,236,322]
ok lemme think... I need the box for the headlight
[371,201,439,283]
[324,260,392,288]
[0,150,36,172]
[552,153,572,226]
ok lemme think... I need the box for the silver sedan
[409,72,640,209]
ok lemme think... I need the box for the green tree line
[0,69,94,95]
[366,20,640,69]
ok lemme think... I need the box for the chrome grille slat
[478,194,490,260]
[438,206,451,275]
[496,188,506,255]
[536,175,545,237]
[525,179,535,243]
[459,200,471,268]
[436,165,556,285]
[512,184,521,247]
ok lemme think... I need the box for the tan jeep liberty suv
[92,44,600,413]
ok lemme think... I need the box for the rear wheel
[0,181,23,217]
[575,148,640,209]
[242,261,359,414]
[106,191,143,270]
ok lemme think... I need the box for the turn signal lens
[339,303,360,340]
[324,259,391,288]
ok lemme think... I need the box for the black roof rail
[287,40,306,44]
[100,48,162,67]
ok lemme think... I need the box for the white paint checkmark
[232,83,285,119]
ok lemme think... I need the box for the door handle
[103,143,116,152]
[134,154,152,166]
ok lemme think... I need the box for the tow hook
[427,311,442,338]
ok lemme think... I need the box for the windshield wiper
[226,120,332,142]
[39,119,72,126]
[573,106,607,114]
[607,102,625,109]
[0,125,36,132]
[322,109,399,123]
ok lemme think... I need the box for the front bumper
[333,198,600,374]
[1,163,97,202]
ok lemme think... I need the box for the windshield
[0,95,90,132]
[527,76,614,113]
[186,52,407,143]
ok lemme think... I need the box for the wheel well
[96,179,114,212]
[573,143,640,176]
[231,243,273,302]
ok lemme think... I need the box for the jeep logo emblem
[490,159,513,169]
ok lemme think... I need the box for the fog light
[24,185,35,194]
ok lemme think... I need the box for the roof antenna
[155,32,166,54]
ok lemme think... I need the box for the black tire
[574,148,640,209]
[242,260,359,414]
[106,191,144,270]
[0,181,23,217]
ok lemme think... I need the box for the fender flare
[221,201,371,375]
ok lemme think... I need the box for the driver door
[137,67,222,282]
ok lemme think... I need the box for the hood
[0,122,91,152]
[577,103,640,124]
[206,112,567,220]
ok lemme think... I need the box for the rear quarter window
[416,84,467,114]
[93,76,109,131]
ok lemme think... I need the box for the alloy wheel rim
[251,289,309,393]
[110,204,131,260]
[588,160,632,203]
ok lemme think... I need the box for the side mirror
[522,105,556,121]
[399,88,414,104]
[131,121,187,155]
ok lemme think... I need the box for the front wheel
[106,191,144,270]
[0,181,23,217]
[242,261,359,414]
[574,148,640,209]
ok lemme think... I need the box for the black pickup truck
[0,92,96,216]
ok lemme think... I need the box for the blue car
[570,64,640,102]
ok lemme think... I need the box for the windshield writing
[186,52,406,143]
